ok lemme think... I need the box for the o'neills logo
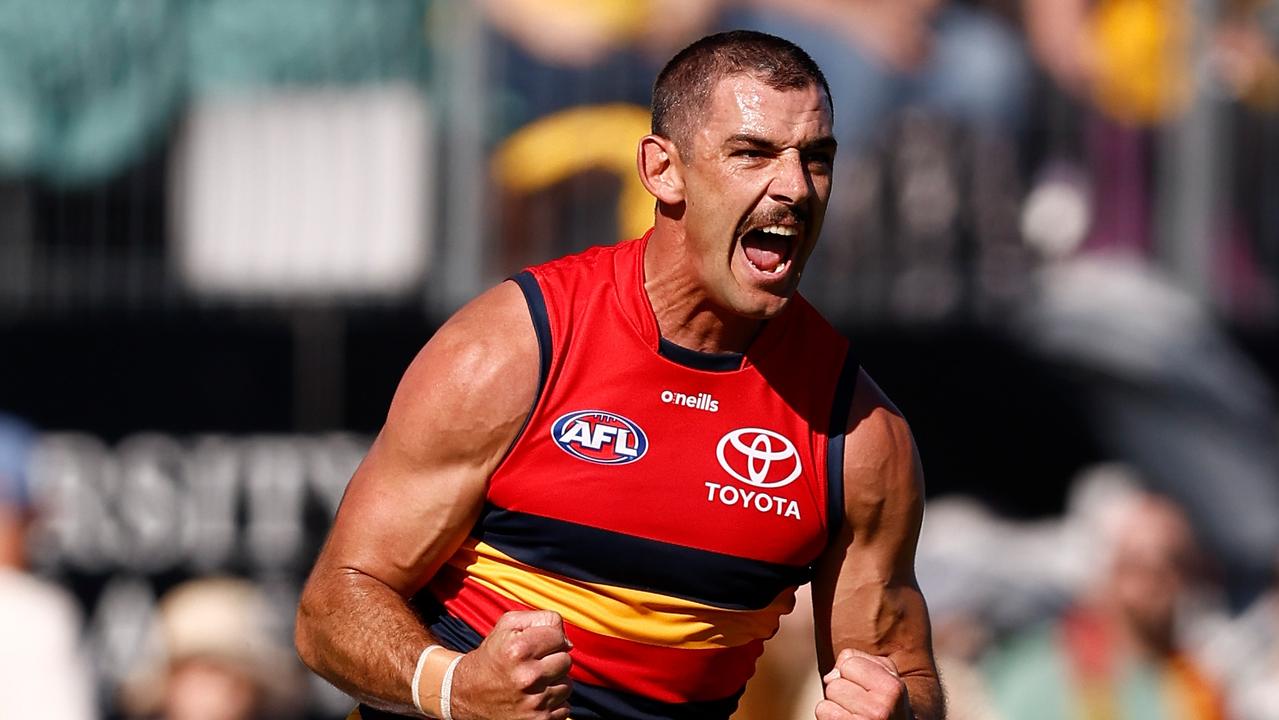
[551,410,648,465]
[660,389,719,412]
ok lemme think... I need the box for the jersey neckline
[619,230,794,373]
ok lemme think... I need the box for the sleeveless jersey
[397,233,858,720]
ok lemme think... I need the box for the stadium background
[0,1,1277,718]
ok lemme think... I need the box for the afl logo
[716,428,802,488]
[552,410,648,465]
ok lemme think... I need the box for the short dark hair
[651,30,832,153]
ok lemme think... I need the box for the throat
[650,302,765,355]
[642,228,767,352]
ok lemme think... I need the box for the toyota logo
[716,428,802,488]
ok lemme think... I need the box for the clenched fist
[816,648,911,720]
[449,610,574,720]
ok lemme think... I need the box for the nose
[768,150,812,206]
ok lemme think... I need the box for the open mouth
[740,224,799,276]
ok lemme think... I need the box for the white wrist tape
[411,644,443,715]
[439,653,464,720]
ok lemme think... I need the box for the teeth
[758,225,798,237]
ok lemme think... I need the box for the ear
[637,134,685,206]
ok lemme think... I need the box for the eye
[805,152,835,172]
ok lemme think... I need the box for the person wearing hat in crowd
[122,576,304,720]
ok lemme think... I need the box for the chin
[731,291,793,320]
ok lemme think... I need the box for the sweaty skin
[296,73,941,720]
[295,281,573,720]
[813,372,943,720]
[638,75,836,351]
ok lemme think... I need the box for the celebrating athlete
[296,30,943,720]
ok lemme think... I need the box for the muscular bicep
[309,280,540,598]
[813,370,935,679]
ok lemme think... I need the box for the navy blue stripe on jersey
[410,599,747,720]
[511,271,552,395]
[477,505,810,610]
[658,337,744,371]
[825,348,860,545]
[496,271,554,466]
[569,679,745,720]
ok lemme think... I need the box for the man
[296,30,942,720]
[987,489,1224,719]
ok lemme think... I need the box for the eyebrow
[724,133,839,153]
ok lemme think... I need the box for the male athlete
[296,31,943,720]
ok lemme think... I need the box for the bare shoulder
[842,369,924,512]
[311,280,539,596]
[380,279,540,466]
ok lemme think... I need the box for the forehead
[695,73,832,149]
[1116,504,1194,560]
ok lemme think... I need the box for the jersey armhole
[824,347,860,547]
[497,271,552,462]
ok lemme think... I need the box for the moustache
[738,206,808,234]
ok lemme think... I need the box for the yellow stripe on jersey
[439,539,796,649]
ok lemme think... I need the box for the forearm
[903,672,944,720]
[296,568,450,716]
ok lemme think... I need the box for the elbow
[293,587,324,674]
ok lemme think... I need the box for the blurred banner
[28,431,368,718]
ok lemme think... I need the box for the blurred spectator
[1019,0,1279,317]
[1191,553,1279,720]
[1013,255,1279,605]
[1023,0,1192,125]
[1024,0,1279,121]
[1014,0,1279,607]
[478,0,721,271]
[710,1,1031,322]
[1213,0,1279,112]
[932,612,1002,720]
[477,0,717,70]
[985,490,1225,720]
[121,577,304,720]
[722,0,1031,152]
[0,412,97,719]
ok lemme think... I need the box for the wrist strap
[411,644,443,715]
[439,654,464,720]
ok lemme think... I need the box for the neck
[1092,595,1176,660]
[642,220,763,354]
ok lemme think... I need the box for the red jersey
[416,233,859,720]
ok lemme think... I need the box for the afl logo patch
[552,410,648,465]
[716,428,802,488]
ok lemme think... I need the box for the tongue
[742,232,787,272]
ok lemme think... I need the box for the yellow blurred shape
[492,104,654,241]
[1091,0,1192,124]
[529,0,651,41]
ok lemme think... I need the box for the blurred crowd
[1,0,1278,719]
[745,464,1279,720]
[1,0,1276,315]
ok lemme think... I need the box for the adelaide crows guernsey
[395,233,858,720]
